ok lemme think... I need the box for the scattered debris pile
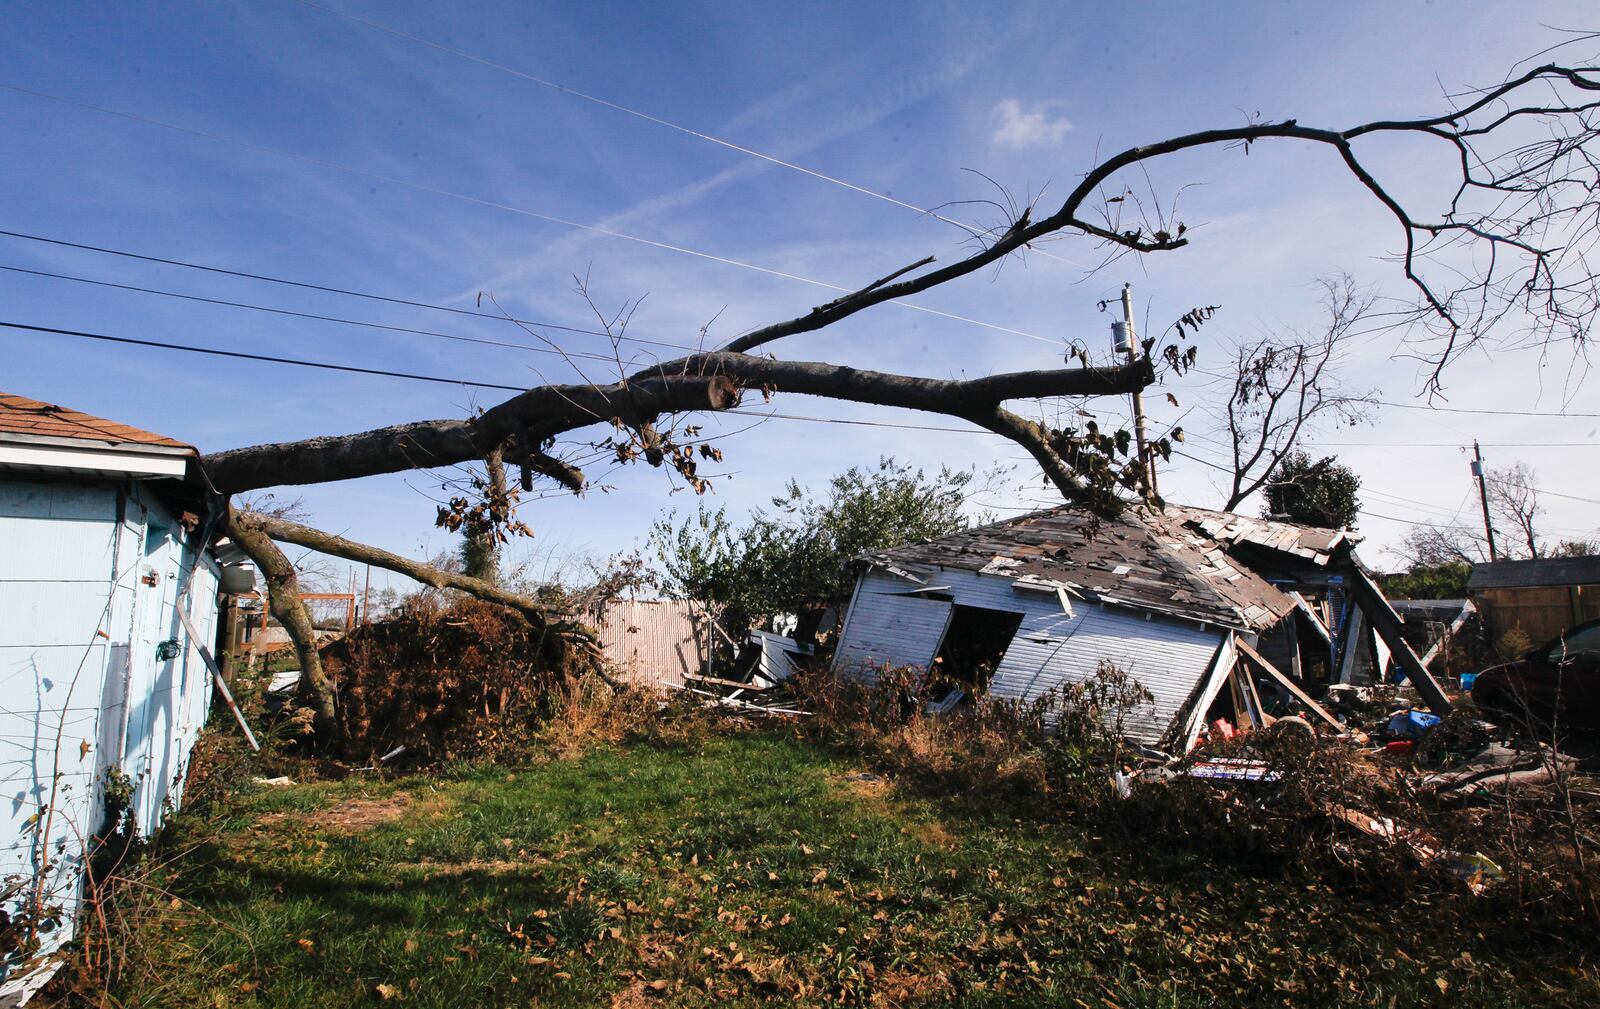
[318,598,597,761]
[670,627,1598,916]
[664,630,817,715]
[1119,685,1598,905]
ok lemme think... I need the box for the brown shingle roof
[0,391,192,451]
[865,504,1301,631]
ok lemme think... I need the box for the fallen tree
[198,56,1600,742]
[200,355,1156,504]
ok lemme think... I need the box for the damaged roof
[864,503,1315,631]
[1162,505,1357,564]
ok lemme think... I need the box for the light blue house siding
[0,479,217,963]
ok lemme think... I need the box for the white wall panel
[832,570,952,682]
[833,564,1226,743]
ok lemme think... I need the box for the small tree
[653,458,973,638]
[1382,562,1472,600]
[1486,462,1545,559]
[1262,451,1361,530]
[451,450,521,584]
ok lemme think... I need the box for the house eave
[0,436,192,478]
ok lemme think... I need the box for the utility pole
[1472,440,1499,562]
[1117,283,1157,498]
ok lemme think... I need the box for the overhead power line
[1175,446,1600,534]
[1489,475,1600,508]
[1303,440,1600,449]
[0,83,1058,346]
[2,316,1005,434]
[1,320,527,392]
[727,408,986,435]
[1373,398,1600,419]
[0,229,696,352]
[0,263,667,364]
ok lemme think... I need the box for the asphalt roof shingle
[0,391,191,451]
[864,504,1347,630]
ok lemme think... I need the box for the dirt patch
[390,859,526,878]
[257,790,449,834]
[630,931,678,970]
[609,982,654,1009]
[906,819,957,849]
[834,770,892,799]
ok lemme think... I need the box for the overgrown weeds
[60,823,251,1007]
[790,660,1600,944]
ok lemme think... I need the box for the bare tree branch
[1487,461,1546,558]
[241,510,575,629]
[225,506,338,735]
[719,62,1600,383]
[1220,276,1377,510]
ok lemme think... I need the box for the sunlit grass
[94,731,1597,1007]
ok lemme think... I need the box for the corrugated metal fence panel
[595,600,704,688]
[831,569,952,682]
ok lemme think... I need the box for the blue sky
[4,0,1597,592]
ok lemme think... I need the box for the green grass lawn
[97,730,1597,1007]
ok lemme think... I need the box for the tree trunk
[199,355,1152,497]
[226,507,339,736]
[461,448,507,583]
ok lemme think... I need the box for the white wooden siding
[833,565,1226,743]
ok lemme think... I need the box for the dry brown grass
[537,676,659,759]
[254,789,456,835]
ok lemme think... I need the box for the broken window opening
[929,605,1025,696]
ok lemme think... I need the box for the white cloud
[990,99,1071,148]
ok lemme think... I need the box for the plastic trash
[1439,850,1504,895]
[1387,709,1441,740]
